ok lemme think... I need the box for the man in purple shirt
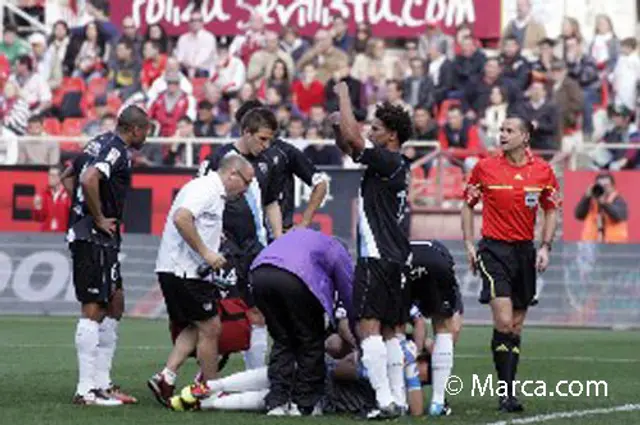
[249,228,354,416]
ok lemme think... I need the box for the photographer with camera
[574,172,629,243]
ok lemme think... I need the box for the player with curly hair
[330,82,413,419]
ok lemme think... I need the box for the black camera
[591,183,605,197]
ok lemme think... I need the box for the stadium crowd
[0,0,639,173]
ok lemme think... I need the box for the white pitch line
[481,403,640,425]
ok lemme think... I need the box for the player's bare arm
[537,208,558,272]
[461,203,478,275]
[264,200,283,238]
[60,163,75,195]
[298,178,328,228]
[173,207,226,270]
[80,166,116,236]
[334,81,365,154]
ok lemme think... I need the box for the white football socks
[200,389,268,411]
[361,335,394,409]
[431,333,454,405]
[75,318,100,395]
[386,337,407,409]
[243,325,268,370]
[161,367,177,386]
[94,317,118,390]
[207,367,269,393]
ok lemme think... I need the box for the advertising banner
[111,0,502,39]
[1,234,638,328]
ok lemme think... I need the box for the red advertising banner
[562,170,640,243]
[114,0,502,39]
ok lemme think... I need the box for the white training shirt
[155,172,226,279]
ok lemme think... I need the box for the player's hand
[333,81,349,97]
[203,250,226,270]
[95,216,117,236]
[464,241,478,275]
[33,194,42,210]
[536,246,550,272]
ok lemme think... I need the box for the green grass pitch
[1,316,639,425]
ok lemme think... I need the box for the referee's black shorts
[157,272,219,327]
[354,258,407,327]
[477,238,536,310]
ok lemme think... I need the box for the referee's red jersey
[464,150,561,242]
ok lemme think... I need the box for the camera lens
[592,183,604,197]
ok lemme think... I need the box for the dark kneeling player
[406,240,464,416]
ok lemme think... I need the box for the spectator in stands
[140,40,167,93]
[111,16,143,63]
[418,22,455,60]
[210,40,246,96]
[238,82,256,104]
[258,59,291,102]
[362,65,387,110]
[413,106,438,140]
[303,125,343,166]
[69,21,109,82]
[43,20,70,90]
[591,105,640,170]
[500,0,546,53]
[230,10,267,65]
[384,79,412,114]
[146,57,193,106]
[331,14,353,53]
[175,10,217,78]
[464,57,520,121]
[352,23,371,55]
[9,55,52,115]
[108,40,141,100]
[202,82,228,116]
[513,80,560,153]
[575,172,628,243]
[394,40,421,79]
[247,31,294,86]
[479,86,508,150]
[610,38,640,111]
[144,23,171,55]
[438,105,482,171]
[82,97,113,136]
[286,117,306,140]
[193,100,217,139]
[452,36,486,93]
[557,17,582,60]
[587,14,619,75]
[18,115,59,165]
[148,72,196,137]
[164,116,195,167]
[403,58,435,110]
[565,36,600,139]
[0,24,30,65]
[291,63,325,116]
[28,33,49,80]
[0,80,30,139]
[33,165,71,232]
[531,38,557,83]
[427,39,454,106]
[351,38,395,82]
[279,26,309,63]
[308,104,332,136]
[550,59,584,152]
[500,36,531,91]
[324,59,362,114]
[298,29,349,84]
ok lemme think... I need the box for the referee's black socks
[491,329,513,395]
[510,332,521,386]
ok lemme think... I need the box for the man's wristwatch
[540,241,552,251]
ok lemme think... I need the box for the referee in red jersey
[461,116,561,413]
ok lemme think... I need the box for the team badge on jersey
[524,190,540,208]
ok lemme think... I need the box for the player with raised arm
[331,81,413,418]
[197,107,281,371]
[67,105,150,406]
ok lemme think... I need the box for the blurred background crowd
[0,0,639,174]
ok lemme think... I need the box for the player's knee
[197,317,222,341]
[82,302,106,322]
[357,319,381,340]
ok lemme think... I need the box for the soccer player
[67,105,150,406]
[198,107,282,370]
[149,155,255,407]
[234,100,329,234]
[248,228,354,416]
[461,116,560,412]
[406,240,464,416]
[332,81,413,417]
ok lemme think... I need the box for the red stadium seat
[62,77,86,93]
[191,77,208,101]
[107,93,122,114]
[43,118,62,136]
[88,77,108,97]
[60,118,87,152]
[0,54,9,81]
